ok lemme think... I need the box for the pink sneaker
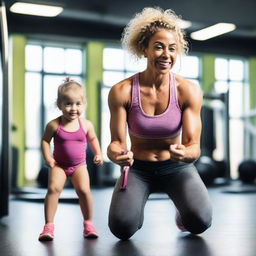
[83,220,98,238]
[38,223,54,241]
[175,211,187,232]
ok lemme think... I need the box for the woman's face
[144,30,178,74]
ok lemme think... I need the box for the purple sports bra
[127,72,182,139]
[53,118,87,167]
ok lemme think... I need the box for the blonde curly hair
[121,7,188,58]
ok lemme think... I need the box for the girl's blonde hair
[121,7,188,58]
[56,77,84,108]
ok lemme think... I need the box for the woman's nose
[162,49,169,58]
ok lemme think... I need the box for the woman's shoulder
[174,73,203,107]
[111,75,133,92]
[109,75,134,103]
[174,73,202,96]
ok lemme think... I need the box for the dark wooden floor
[1,182,256,256]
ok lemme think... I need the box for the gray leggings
[108,159,212,240]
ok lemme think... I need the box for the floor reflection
[112,240,146,256]
[176,234,213,256]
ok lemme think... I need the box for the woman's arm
[170,78,203,163]
[107,80,134,166]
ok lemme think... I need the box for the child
[38,78,103,241]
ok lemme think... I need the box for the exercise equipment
[120,150,129,190]
[121,166,129,190]
[238,160,256,183]
[214,160,227,177]
[195,156,218,185]
[0,2,11,218]
[203,92,230,180]
[197,91,230,185]
[200,105,216,157]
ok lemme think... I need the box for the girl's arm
[84,120,103,166]
[41,119,57,168]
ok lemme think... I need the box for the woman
[107,7,212,240]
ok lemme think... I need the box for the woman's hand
[169,144,186,162]
[115,150,134,167]
[107,142,134,167]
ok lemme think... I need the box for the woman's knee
[108,213,140,240]
[183,211,212,234]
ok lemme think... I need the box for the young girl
[39,78,103,241]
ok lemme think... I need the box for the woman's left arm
[170,79,203,163]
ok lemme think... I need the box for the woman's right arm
[107,81,133,166]
[41,120,57,168]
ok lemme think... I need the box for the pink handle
[121,166,129,190]
[120,150,129,190]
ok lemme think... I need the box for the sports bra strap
[133,73,140,106]
[170,72,177,103]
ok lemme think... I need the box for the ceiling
[4,0,256,55]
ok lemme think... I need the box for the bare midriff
[129,133,180,161]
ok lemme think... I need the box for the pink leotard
[127,72,182,139]
[53,118,87,176]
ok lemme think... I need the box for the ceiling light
[10,2,63,17]
[190,23,236,41]
[178,20,192,30]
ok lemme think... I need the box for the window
[25,43,84,182]
[214,57,247,179]
[173,55,201,86]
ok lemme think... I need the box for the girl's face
[59,88,84,121]
[144,30,178,74]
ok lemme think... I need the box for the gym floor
[1,181,256,256]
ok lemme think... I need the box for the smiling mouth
[157,61,171,68]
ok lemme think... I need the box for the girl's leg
[44,165,67,223]
[163,164,212,234]
[71,165,93,221]
[108,170,151,240]
[71,165,98,238]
